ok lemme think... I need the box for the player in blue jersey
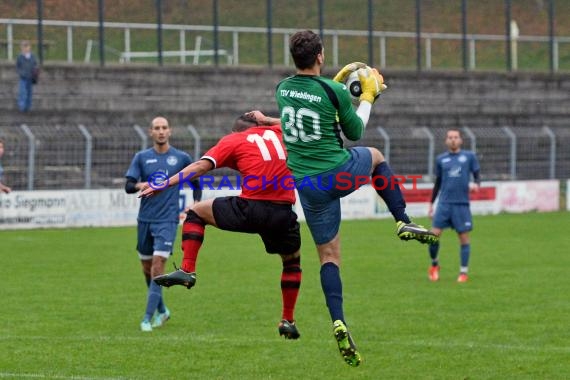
[428,129,481,283]
[125,116,202,331]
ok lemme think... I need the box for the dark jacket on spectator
[16,53,37,80]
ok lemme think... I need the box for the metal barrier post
[420,126,434,178]
[462,126,477,152]
[186,125,201,161]
[502,126,517,179]
[543,126,556,179]
[379,36,386,68]
[78,124,92,189]
[376,126,391,163]
[179,29,185,64]
[124,28,130,62]
[133,124,148,150]
[20,124,36,190]
[7,23,13,60]
[66,25,73,62]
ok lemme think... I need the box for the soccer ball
[344,66,383,106]
[345,70,362,105]
[345,69,365,106]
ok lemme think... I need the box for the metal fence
[1,124,568,192]
[1,16,569,71]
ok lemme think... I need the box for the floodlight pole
[318,0,324,41]
[156,0,163,66]
[548,0,555,73]
[98,0,105,66]
[461,0,468,72]
[213,0,219,67]
[367,0,373,67]
[505,0,512,72]
[266,0,273,68]
[36,0,44,64]
[415,0,422,72]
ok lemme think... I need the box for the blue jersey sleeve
[183,151,193,167]
[125,152,141,180]
[470,152,480,175]
[435,155,443,178]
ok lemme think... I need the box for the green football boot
[333,320,362,367]
[396,221,438,245]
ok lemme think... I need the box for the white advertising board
[0,180,560,229]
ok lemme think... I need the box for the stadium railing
[1,123,567,191]
[1,18,569,71]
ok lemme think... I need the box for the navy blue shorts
[296,147,372,245]
[136,221,178,256]
[432,203,473,233]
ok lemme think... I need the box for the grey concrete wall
[1,63,569,130]
[1,63,569,189]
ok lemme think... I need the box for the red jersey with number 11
[201,125,295,204]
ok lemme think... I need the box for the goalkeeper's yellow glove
[358,67,388,104]
[332,61,368,83]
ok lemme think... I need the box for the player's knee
[281,250,301,263]
[368,147,385,166]
[150,259,166,278]
[142,267,151,279]
[184,209,205,225]
[458,232,470,244]
[150,269,161,278]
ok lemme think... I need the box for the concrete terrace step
[1,63,570,190]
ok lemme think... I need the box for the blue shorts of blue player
[136,221,178,259]
[431,203,473,234]
[296,147,372,245]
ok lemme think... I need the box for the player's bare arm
[247,110,280,126]
[139,159,214,198]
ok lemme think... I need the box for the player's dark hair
[232,114,259,132]
[289,30,322,70]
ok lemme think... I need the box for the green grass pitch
[1,212,568,379]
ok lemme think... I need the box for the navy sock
[372,162,410,223]
[429,242,440,266]
[320,262,344,323]
[460,244,470,268]
[145,276,165,314]
[144,281,163,322]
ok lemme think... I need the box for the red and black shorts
[212,196,300,255]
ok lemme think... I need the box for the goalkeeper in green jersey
[258,30,438,367]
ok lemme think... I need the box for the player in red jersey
[139,112,302,339]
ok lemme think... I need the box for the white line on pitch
[0,373,129,380]
[0,335,568,353]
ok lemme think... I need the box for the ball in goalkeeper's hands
[345,70,364,106]
[344,66,387,106]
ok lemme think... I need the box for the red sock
[281,256,302,322]
[180,211,205,273]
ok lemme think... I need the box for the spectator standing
[16,40,39,113]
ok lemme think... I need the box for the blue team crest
[458,155,467,163]
[167,156,178,166]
